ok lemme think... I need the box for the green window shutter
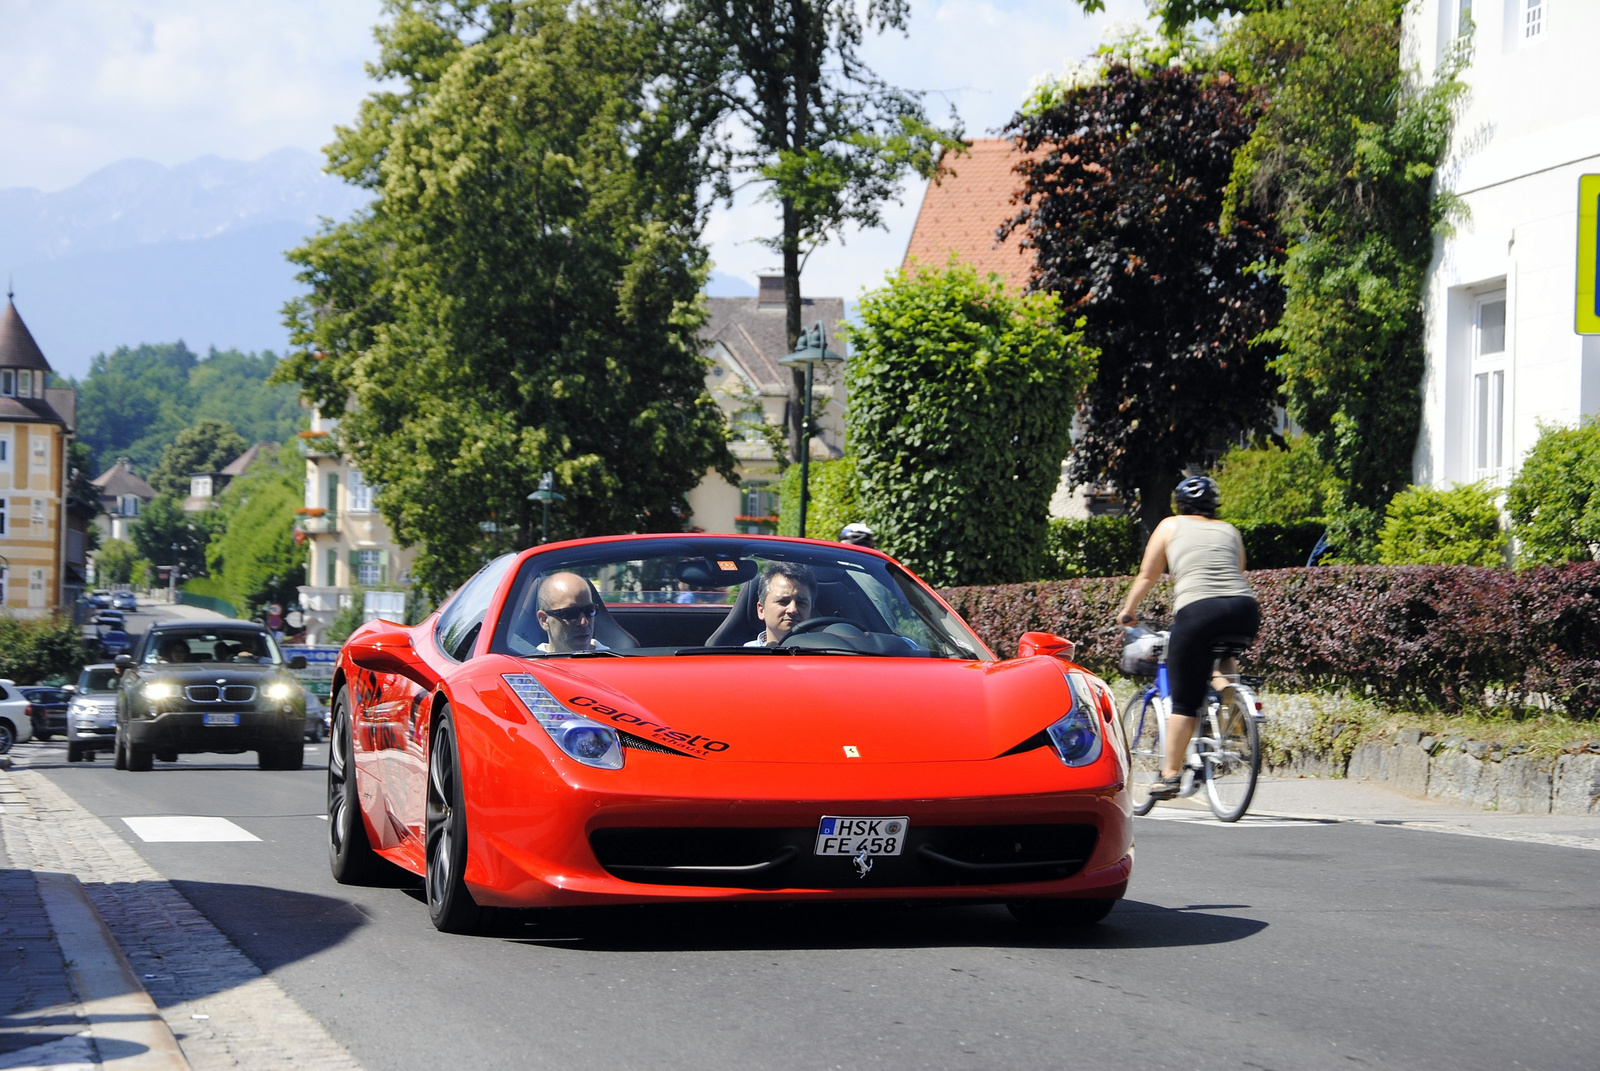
[327,473,339,518]
[325,550,337,588]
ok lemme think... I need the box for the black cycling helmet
[1174,476,1220,516]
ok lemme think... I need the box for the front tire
[1007,898,1117,928]
[328,688,390,884]
[127,743,153,772]
[66,742,83,762]
[1121,690,1164,816]
[0,720,14,754]
[426,707,483,934]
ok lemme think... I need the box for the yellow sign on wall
[1577,175,1600,334]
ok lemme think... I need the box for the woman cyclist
[1116,476,1259,800]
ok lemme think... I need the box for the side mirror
[114,654,133,669]
[344,623,437,690]
[1017,631,1075,661]
[288,655,308,670]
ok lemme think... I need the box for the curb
[34,870,192,1070]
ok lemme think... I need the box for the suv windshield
[78,668,120,693]
[143,628,283,666]
[488,538,990,661]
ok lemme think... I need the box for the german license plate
[815,816,908,857]
[203,712,240,727]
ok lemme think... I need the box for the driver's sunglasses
[544,603,597,623]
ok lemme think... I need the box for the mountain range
[4,149,757,380]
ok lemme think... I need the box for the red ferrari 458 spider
[329,534,1133,933]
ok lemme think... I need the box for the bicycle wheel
[1204,688,1260,822]
[1121,689,1164,816]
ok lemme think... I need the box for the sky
[0,0,1152,306]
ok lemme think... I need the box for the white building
[1413,0,1600,489]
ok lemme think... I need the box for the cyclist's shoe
[1146,775,1182,801]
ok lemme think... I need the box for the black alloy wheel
[1006,898,1117,928]
[425,707,483,934]
[327,687,388,884]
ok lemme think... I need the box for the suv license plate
[815,816,908,857]
[203,712,240,727]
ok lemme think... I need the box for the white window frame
[0,371,12,396]
[1522,0,1544,41]
[357,548,383,586]
[28,567,45,609]
[347,469,375,514]
[190,474,213,498]
[1471,291,1508,483]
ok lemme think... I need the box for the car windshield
[488,538,991,661]
[143,628,283,665]
[79,669,120,693]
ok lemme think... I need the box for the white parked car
[0,679,36,753]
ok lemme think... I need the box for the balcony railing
[296,430,338,458]
[294,512,339,535]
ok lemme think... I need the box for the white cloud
[0,0,386,191]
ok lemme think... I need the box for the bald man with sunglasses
[534,572,611,654]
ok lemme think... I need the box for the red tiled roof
[902,138,1035,292]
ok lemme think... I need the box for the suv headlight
[1045,676,1103,767]
[265,682,294,701]
[143,682,179,700]
[503,674,623,770]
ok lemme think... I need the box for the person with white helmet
[838,522,876,549]
[1115,475,1259,801]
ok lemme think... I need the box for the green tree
[1219,0,1466,557]
[93,539,141,585]
[1506,419,1600,565]
[845,261,1094,586]
[203,444,307,615]
[778,456,860,540]
[0,614,89,684]
[279,0,733,598]
[130,495,220,579]
[1002,60,1285,535]
[147,420,249,499]
[1214,434,1342,525]
[668,0,963,460]
[1377,483,1504,566]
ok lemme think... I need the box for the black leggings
[1167,596,1260,717]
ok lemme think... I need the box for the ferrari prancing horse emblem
[843,745,860,758]
[853,850,873,879]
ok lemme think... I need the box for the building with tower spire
[0,289,79,615]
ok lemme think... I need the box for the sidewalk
[1151,773,1600,850]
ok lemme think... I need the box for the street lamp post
[168,542,182,603]
[779,323,846,538]
[526,471,566,544]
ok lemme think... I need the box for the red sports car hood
[509,656,1080,763]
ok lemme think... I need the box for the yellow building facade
[0,295,77,617]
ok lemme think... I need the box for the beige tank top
[1166,516,1254,612]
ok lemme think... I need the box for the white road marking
[122,816,260,842]
[1139,806,1600,851]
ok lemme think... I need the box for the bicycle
[1118,627,1264,822]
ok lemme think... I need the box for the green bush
[1377,483,1505,566]
[0,614,91,684]
[1235,521,1327,569]
[1042,516,1141,579]
[845,260,1095,586]
[1506,418,1600,566]
[778,457,860,540]
[1215,434,1341,525]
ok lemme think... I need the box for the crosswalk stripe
[122,816,260,842]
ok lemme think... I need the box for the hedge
[0,613,92,684]
[1042,516,1142,579]
[940,563,1600,717]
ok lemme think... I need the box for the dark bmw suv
[115,622,308,771]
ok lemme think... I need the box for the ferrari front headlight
[1045,676,1103,768]
[503,673,623,770]
[143,682,179,700]
[265,682,295,701]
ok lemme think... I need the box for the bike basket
[1119,634,1165,678]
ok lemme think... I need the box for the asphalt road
[15,741,1599,1071]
